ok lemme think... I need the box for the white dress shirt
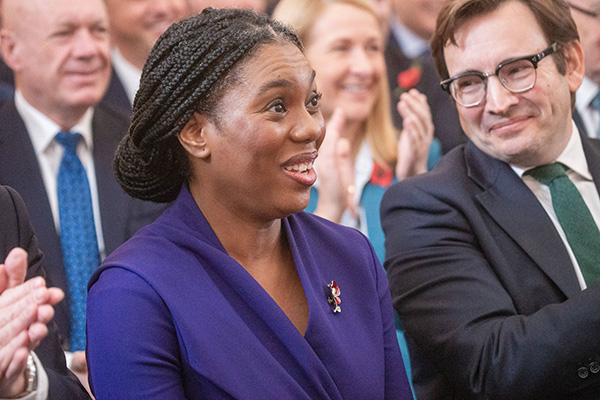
[390,18,430,58]
[14,90,106,259]
[513,122,600,290]
[111,47,142,105]
[575,77,600,138]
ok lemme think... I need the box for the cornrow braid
[114,7,303,203]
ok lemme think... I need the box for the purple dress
[86,186,412,399]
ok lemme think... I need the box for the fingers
[335,137,358,218]
[0,330,28,383]
[0,344,28,397]
[46,287,65,306]
[0,281,64,353]
[396,90,434,179]
[3,248,27,290]
[3,346,28,381]
[0,279,45,327]
[320,107,344,157]
[27,322,49,350]
[0,256,64,395]
[0,264,7,296]
[313,108,352,221]
[397,89,434,142]
[327,107,346,141]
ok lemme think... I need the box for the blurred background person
[0,185,90,399]
[386,0,465,153]
[0,0,165,390]
[369,0,392,40]
[187,0,267,14]
[86,8,412,399]
[102,0,187,113]
[273,0,440,263]
[569,0,600,138]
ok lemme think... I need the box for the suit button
[578,367,590,379]
[589,362,600,374]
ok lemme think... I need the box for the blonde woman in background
[273,0,441,263]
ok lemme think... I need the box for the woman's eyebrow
[256,70,317,97]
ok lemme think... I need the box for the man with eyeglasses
[569,1,600,139]
[381,0,600,399]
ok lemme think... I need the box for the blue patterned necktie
[56,131,100,351]
[527,162,600,286]
[591,92,600,138]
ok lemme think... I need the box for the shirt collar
[390,18,429,59]
[576,76,600,113]
[15,89,95,156]
[512,121,592,180]
[111,46,142,105]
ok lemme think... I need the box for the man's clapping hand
[0,248,64,397]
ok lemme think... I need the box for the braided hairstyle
[114,7,303,203]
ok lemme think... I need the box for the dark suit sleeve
[381,179,600,400]
[0,186,90,400]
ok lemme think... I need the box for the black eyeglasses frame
[440,42,560,107]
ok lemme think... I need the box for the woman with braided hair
[85,7,411,399]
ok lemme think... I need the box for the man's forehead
[443,4,548,74]
[4,0,107,28]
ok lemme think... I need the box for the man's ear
[178,113,211,159]
[0,29,21,72]
[563,40,585,93]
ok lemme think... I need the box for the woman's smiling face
[190,42,326,222]
[304,2,385,122]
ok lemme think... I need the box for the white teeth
[284,162,313,173]
[344,84,369,92]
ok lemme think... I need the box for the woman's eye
[307,92,322,108]
[268,100,286,113]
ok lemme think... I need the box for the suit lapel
[573,109,589,138]
[92,105,130,255]
[100,67,132,114]
[581,133,600,191]
[465,142,581,297]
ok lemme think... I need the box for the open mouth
[283,161,314,173]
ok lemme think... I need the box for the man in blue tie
[0,0,165,391]
[382,0,600,398]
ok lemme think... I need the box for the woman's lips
[282,151,318,186]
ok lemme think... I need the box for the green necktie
[527,162,600,286]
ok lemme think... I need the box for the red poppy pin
[326,281,341,313]
[398,66,422,89]
[394,61,423,98]
[370,161,394,187]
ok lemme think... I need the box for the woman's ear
[178,113,211,159]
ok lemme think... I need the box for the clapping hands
[313,107,358,222]
[0,248,64,397]
[396,89,434,179]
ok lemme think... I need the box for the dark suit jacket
[381,133,600,399]
[0,57,15,101]
[0,99,166,347]
[385,33,466,154]
[0,185,90,399]
[100,67,132,116]
[574,109,590,138]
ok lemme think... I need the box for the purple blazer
[87,186,411,399]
